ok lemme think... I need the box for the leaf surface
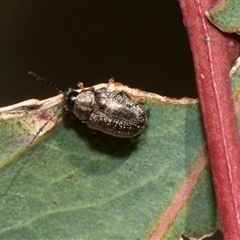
[207,0,240,32]
[0,82,220,239]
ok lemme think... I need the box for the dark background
[0,0,197,107]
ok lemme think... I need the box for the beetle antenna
[28,71,62,93]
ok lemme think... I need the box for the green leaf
[206,0,240,33]
[0,82,218,239]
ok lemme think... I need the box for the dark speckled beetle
[63,85,148,137]
[29,72,148,138]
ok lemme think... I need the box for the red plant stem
[178,0,240,238]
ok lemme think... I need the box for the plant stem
[178,0,240,238]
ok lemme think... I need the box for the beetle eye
[68,91,79,106]
[63,89,80,113]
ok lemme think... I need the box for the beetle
[29,72,148,138]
